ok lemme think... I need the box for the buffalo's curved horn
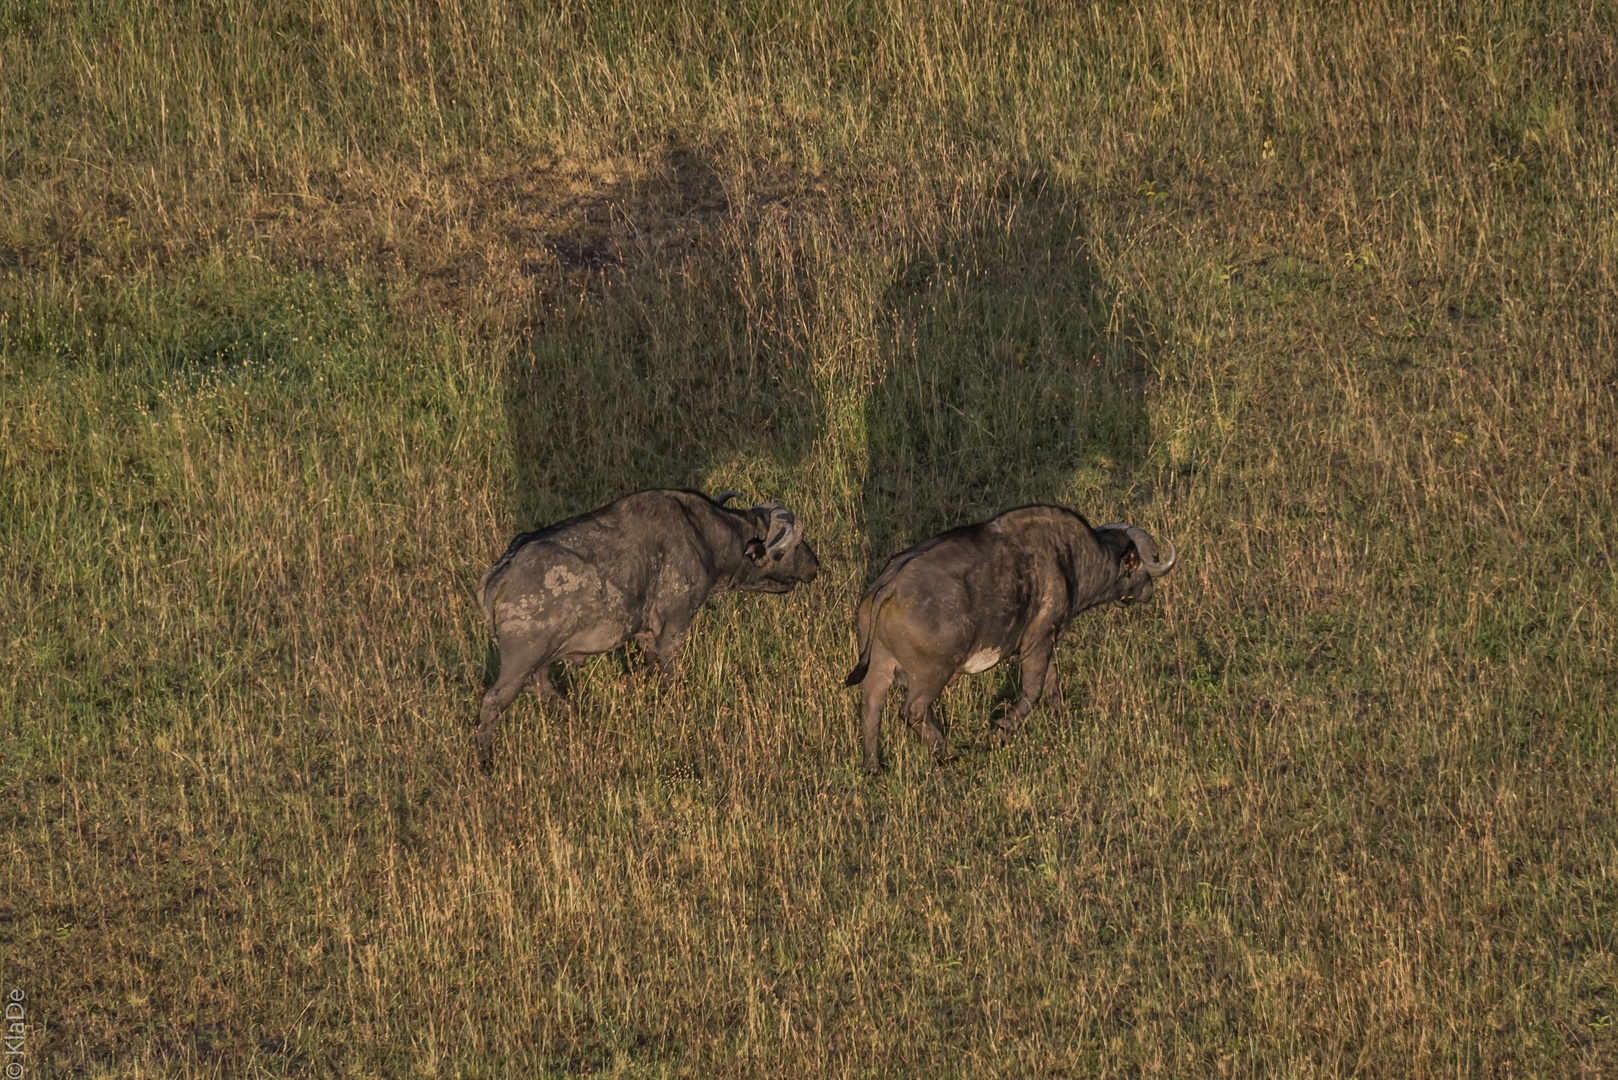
[1125,525,1177,577]
[1098,522,1177,577]
[757,504,801,555]
[713,490,743,506]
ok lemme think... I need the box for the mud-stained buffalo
[475,489,819,766]
[845,505,1176,772]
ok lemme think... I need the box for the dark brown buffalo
[476,489,819,766]
[846,505,1176,771]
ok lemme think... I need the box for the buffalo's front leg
[645,641,686,689]
[638,611,696,690]
[990,640,1055,748]
[1041,657,1065,713]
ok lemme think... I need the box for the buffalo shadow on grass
[502,166,1153,555]
[501,158,828,529]
[860,178,1154,571]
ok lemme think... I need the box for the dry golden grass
[3,1,1615,1075]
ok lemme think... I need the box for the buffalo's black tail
[844,593,879,686]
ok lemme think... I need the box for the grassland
[2,1,1616,1075]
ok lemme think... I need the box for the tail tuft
[844,660,869,687]
[476,563,502,635]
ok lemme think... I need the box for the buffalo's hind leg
[858,657,898,774]
[526,665,572,713]
[476,640,553,769]
[476,679,523,770]
[900,669,953,767]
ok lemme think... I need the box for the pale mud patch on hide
[544,565,589,594]
[963,648,1001,674]
[498,596,545,635]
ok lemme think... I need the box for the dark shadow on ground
[859,178,1153,579]
[501,158,1154,573]
[502,149,838,529]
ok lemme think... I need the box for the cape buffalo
[475,489,819,766]
[845,506,1176,771]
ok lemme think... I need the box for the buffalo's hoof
[989,728,1011,749]
[863,758,884,775]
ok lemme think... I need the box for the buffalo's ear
[1097,525,1137,568]
[744,538,768,563]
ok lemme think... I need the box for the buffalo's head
[1095,523,1177,604]
[738,503,820,592]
